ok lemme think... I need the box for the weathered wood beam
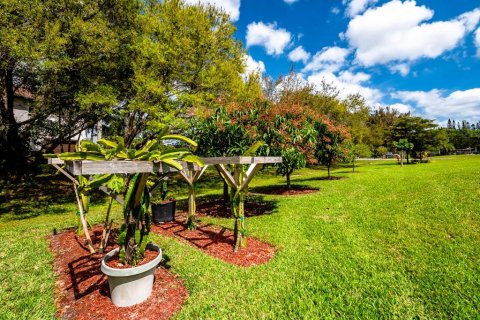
[239,163,262,193]
[201,156,282,165]
[215,164,237,189]
[192,165,208,183]
[64,160,179,175]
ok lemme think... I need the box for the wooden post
[187,184,196,229]
[73,185,95,254]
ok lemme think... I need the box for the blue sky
[186,0,480,124]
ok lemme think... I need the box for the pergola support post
[180,164,208,230]
[73,184,95,254]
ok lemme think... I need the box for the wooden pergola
[49,156,282,251]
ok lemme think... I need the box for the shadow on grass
[0,173,108,220]
[250,184,319,196]
[294,176,348,183]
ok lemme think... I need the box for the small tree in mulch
[276,147,306,189]
[313,120,350,179]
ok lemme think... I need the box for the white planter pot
[101,243,162,307]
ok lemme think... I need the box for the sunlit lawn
[0,156,479,319]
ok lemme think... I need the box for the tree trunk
[223,180,229,205]
[327,165,331,179]
[2,68,28,180]
[286,171,291,189]
[352,158,355,173]
[406,151,409,164]
[401,151,404,167]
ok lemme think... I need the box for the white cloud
[244,54,266,76]
[183,0,241,21]
[283,0,299,4]
[389,63,410,76]
[458,8,480,32]
[392,88,480,120]
[288,46,311,64]
[302,46,350,73]
[331,7,340,15]
[389,103,412,113]
[343,0,378,17]
[307,70,383,106]
[475,28,480,57]
[246,22,292,56]
[345,1,480,67]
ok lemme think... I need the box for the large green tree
[390,116,438,161]
[1,0,246,179]
[0,0,136,178]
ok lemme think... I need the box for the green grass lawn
[1,156,479,319]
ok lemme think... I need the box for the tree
[1,0,246,179]
[345,142,372,172]
[1,0,137,179]
[390,116,437,162]
[192,106,254,203]
[314,120,350,179]
[117,0,245,146]
[393,139,413,167]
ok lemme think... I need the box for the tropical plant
[276,148,306,189]
[47,133,201,265]
[393,139,414,167]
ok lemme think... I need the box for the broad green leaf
[97,139,118,149]
[58,152,105,161]
[159,158,183,171]
[243,141,265,156]
[182,155,205,167]
[89,174,114,189]
[160,134,198,148]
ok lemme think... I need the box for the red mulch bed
[250,185,319,196]
[151,214,275,267]
[195,198,276,218]
[49,227,188,320]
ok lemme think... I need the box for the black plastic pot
[152,199,176,223]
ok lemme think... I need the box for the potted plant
[101,171,160,307]
[151,180,176,224]
[47,133,202,307]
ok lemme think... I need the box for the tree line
[1,0,477,182]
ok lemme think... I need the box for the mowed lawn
[0,156,479,319]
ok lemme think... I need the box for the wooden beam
[201,156,282,165]
[99,186,124,205]
[192,165,208,183]
[52,163,79,186]
[239,163,262,193]
[215,164,237,189]
[64,160,179,175]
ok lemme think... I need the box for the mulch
[49,227,188,320]
[250,185,319,196]
[195,198,276,218]
[151,213,275,267]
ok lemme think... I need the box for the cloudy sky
[187,0,480,124]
